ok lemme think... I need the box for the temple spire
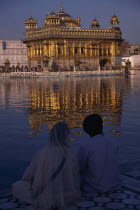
[60,0,64,12]
[60,0,63,8]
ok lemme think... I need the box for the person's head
[83,114,103,137]
[49,121,69,146]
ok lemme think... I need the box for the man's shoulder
[79,135,93,148]
[78,136,96,157]
[93,134,116,143]
[93,134,119,151]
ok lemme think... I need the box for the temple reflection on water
[27,77,131,135]
[0,77,132,136]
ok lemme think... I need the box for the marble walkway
[1,168,140,210]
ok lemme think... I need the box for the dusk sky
[0,0,140,44]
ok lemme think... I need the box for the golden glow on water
[1,73,140,187]
[27,77,131,135]
[112,130,121,136]
[0,77,132,136]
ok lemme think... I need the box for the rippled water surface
[0,71,140,188]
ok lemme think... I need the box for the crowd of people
[0,65,43,73]
[12,114,121,210]
[0,64,123,74]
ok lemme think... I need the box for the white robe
[75,134,121,194]
[21,145,81,210]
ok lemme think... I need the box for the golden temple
[24,8,122,71]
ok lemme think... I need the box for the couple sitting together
[13,114,121,210]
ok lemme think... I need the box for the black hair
[83,114,103,137]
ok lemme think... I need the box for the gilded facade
[24,8,122,71]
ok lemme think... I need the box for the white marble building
[122,55,140,69]
[0,40,28,67]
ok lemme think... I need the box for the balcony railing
[25,28,121,41]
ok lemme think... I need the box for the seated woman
[13,122,81,210]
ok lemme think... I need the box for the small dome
[46,11,59,19]
[110,15,119,25]
[125,59,131,65]
[5,59,10,64]
[60,7,64,13]
[25,16,38,29]
[44,10,60,27]
[25,16,37,24]
[49,10,57,17]
[91,18,100,29]
[92,19,99,25]
[57,7,71,18]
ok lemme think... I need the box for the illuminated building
[24,8,122,70]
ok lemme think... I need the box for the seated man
[78,114,121,194]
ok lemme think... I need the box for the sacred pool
[0,71,140,188]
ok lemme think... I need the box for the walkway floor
[0,168,140,210]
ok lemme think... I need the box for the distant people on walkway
[13,122,81,210]
[0,65,42,73]
[77,114,121,194]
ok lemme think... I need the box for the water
[0,71,140,188]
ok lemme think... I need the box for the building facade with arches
[24,8,122,71]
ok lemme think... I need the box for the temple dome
[49,10,59,18]
[25,16,38,29]
[44,10,60,27]
[43,8,80,28]
[57,7,71,18]
[91,18,100,29]
[25,16,37,24]
[110,15,119,25]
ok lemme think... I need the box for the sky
[0,0,140,44]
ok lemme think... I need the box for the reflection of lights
[25,77,131,136]
[70,132,83,136]
[112,130,121,136]
[68,138,79,141]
